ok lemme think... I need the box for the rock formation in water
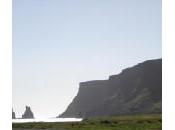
[22,106,34,119]
[12,109,16,119]
[60,59,162,118]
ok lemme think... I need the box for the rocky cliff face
[22,106,34,119]
[60,59,162,118]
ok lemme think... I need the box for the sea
[12,118,82,123]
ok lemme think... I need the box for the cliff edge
[60,59,162,118]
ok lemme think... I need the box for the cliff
[60,59,162,118]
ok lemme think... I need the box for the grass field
[13,114,162,130]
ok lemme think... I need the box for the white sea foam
[12,118,82,123]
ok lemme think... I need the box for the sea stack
[12,109,16,119]
[22,106,34,119]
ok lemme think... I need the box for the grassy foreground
[13,114,162,130]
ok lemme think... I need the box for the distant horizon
[13,0,162,118]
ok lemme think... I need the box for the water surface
[12,118,82,123]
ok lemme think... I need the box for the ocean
[12,118,82,123]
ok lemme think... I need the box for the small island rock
[22,106,34,119]
[12,109,16,119]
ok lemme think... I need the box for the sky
[13,0,162,118]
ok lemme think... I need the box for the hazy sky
[13,0,161,118]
